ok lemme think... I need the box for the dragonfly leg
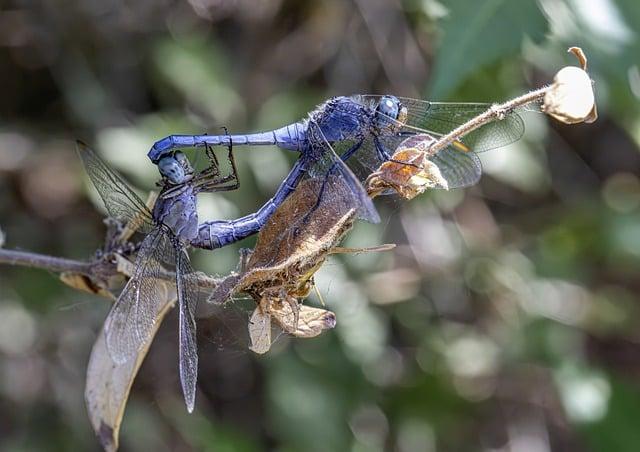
[192,160,307,250]
[195,128,241,193]
[373,136,392,161]
[222,129,240,192]
[339,137,365,162]
[204,141,220,178]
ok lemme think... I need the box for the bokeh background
[1,0,640,450]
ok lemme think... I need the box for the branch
[0,248,94,274]
[427,85,550,156]
[0,246,219,291]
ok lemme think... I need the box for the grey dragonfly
[77,140,239,412]
[147,95,525,248]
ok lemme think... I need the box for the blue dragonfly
[147,95,525,249]
[77,140,239,413]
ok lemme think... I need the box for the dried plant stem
[427,85,551,156]
[0,247,218,290]
[0,248,94,274]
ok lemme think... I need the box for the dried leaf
[85,279,176,452]
[290,305,337,338]
[60,272,115,300]
[248,298,337,353]
[210,176,358,305]
[543,46,597,124]
[267,295,300,334]
[210,176,389,353]
[248,305,272,354]
[366,134,449,199]
[0,227,5,248]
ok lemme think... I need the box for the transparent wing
[323,132,480,190]
[176,247,199,413]
[306,119,379,223]
[104,228,175,363]
[356,95,525,153]
[430,148,482,189]
[76,140,155,233]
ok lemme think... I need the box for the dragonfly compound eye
[375,95,406,132]
[377,95,401,119]
[158,156,186,184]
[174,151,194,174]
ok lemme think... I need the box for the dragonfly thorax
[153,184,199,241]
[314,97,371,143]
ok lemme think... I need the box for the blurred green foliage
[1,0,640,450]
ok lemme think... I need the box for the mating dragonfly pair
[81,94,524,412]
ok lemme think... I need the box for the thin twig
[427,86,550,156]
[0,248,219,290]
[0,248,94,274]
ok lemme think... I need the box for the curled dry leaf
[543,46,597,124]
[366,134,448,199]
[60,255,135,300]
[248,305,272,354]
[248,298,337,354]
[211,175,388,353]
[85,279,176,452]
[290,304,337,338]
[0,227,5,248]
[84,191,177,451]
[210,175,358,307]
[60,272,115,300]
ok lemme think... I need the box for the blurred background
[1,0,640,450]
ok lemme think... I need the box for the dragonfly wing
[104,228,175,363]
[176,247,199,413]
[358,96,525,153]
[431,148,482,189]
[76,140,155,232]
[307,120,380,223]
[397,98,525,153]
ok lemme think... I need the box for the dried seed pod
[543,46,597,124]
[366,134,448,199]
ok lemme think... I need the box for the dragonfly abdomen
[192,159,307,249]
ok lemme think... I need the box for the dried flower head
[543,46,597,124]
[366,134,449,199]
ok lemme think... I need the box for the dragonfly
[146,95,525,248]
[77,140,239,413]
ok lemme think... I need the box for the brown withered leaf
[84,191,171,452]
[288,304,337,338]
[366,134,449,199]
[248,305,272,354]
[85,276,177,452]
[211,175,390,353]
[210,175,358,306]
[248,297,337,354]
[60,272,115,300]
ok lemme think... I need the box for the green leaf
[428,0,548,97]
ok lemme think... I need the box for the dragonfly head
[174,151,194,176]
[158,151,194,185]
[375,95,408,133]
[158,155,186,184]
